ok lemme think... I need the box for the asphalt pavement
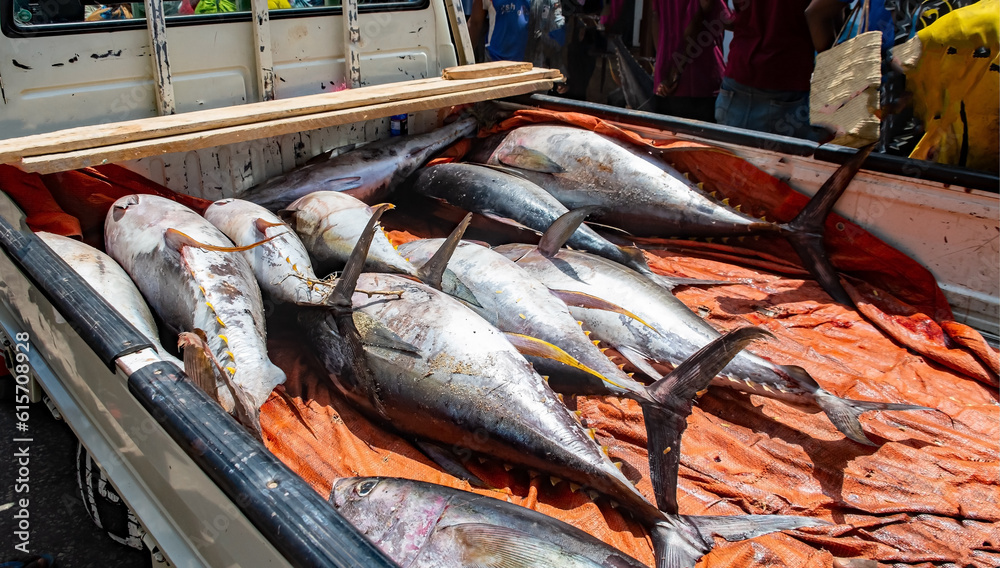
[1,379,149,568]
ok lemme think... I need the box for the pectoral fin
[550,289,658,333]
[616,344,665,380]
[323,175,364,192]
[478,162,532,180]
[165,228,285,253]
[178,329,226,405]
[538,207,602,257]
[414,441,489,489]
[352,311,419,354]
[479,211,542,234]
[503,333,614,387]
[495,147,565,173]
[253,217,287,235]
[446,523,606,568]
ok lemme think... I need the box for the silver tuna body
[37,231,183,368]
[204,198,335,306]
[306,272,653,515]
[481,124,765,237]
[245,117,478,210]
[495,244,931,446]
[284,191,413,277]
[105,194,285,412]
[398,239,650,399]
[330,476,648,568]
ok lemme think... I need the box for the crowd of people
[467,0,896,142]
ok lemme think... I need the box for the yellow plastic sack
[896,0,999,172]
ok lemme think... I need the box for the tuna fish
[411,162,682,287]
[105,194,285,431]
[330,476,649,567]
[244,117,478,210]
[36,232,183,368]
[401,236,779,513]
[471,124,874,305]
[281,190,479,305]
[302,252,824,568]
[204,198,338,307]
[397,238,660,401]
[493,210,934,448]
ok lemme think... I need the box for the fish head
[283,192,369,241]
[330,477,446,557]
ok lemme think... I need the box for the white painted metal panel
[0,0,457,138]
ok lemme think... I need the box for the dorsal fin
[538,206,602,257]
[415,213,473,290]
[330,204,393,310]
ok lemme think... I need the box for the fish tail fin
[780,145,874,305]
[415,212,472,289]
[648,521,713,568]
[645,327,774,404]
[814,390,937,446]
[643,328,774,513]
[779,362,936,446]
[651,513,829,568]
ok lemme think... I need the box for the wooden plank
[443,61,533,80]
[19,78,556,174]
[251,0,276,102]
[444,0,476,66]
[143,0,176,115]
[342,0,361,88]
[0,69,560,164]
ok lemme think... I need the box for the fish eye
[356,480,379,496]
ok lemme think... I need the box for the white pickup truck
[0,1,996,566]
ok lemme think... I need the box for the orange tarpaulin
[261,228,998,567]
[2,112,997,568]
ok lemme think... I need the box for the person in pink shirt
[715,0,832,140]
[653,0,730,122]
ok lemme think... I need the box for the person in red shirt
[715,0,826,139]
[654,0,730,122]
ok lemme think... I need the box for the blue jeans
[715,77,819,141]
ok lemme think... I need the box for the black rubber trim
[0,212,153,370]
[813,144,999,193]
[516,94,1000,194]
[127,361,399,568]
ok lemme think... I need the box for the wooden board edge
[18,79,555,175]
[0,69,559,164]
[442,61,534,80]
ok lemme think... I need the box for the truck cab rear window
[8,0,418,29]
